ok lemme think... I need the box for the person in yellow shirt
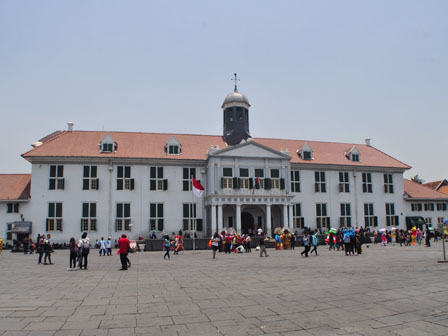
[0,237,3,254]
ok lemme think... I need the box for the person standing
[23,236,30,254]
[118,234,130,270]
[106,237,112,256]
[211,232,219,259]
[328,232,335,250]
[163,235,171,260]
[43,234,53,265]
[78,232,90,270]
[301,231,311,257]
[68,237,78,270]
[36,234,45,264]
[343,229,352,256]
[291,232,296,250]
[99,237,106,256]
[425,227,431,247]
[259,233,269,257]
[245,235,252,253]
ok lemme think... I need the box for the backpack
[82,240,90,254]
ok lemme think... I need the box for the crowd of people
[2,224,444,269]
[372,226,437,247]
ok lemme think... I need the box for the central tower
[222,74,251,146]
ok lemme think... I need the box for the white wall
[29,162,205,243]
[0,201,31,241]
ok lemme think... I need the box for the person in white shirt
[99,237,106,256]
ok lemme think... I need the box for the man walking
[301,231,311,257]
[118,234,130,270]
[43,234,53,265]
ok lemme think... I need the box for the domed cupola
[222,74,251,146]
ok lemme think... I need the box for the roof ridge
[367,146,411,170]
[67,130,223,137]
[0,173,31,176]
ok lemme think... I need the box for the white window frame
[49,165,64,190]
[47,202,63,231]
[150,167,165,191]
[315,171,326,193]
[291,170,301,193]
[292,204,304,228]
[362,173,373,193]
[316,203,329,228]
[340,203,351,227]
[81,202,97,231]
[339,172,350,193]
[384,174,394,193]
[150,203,164,231]
[116,203,131,231]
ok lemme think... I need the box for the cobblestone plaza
[1,243,448,336]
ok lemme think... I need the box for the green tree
[411,174,424,184]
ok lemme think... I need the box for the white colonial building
[2,85,446,243]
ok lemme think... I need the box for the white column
[283,205,288,228]
[266,205,272,237]
[218,205,223,233]
[236,204,241,233]
[211,205,217,233]
[289,205,294,229]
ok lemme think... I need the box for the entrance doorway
[241,212,255,235]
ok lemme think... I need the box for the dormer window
[347,146,360,162]
[298,143,313,160]
[167,145,180,154]
[165,136,181,155]
[100,135,117,153]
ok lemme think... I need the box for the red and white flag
[192,178,204,198]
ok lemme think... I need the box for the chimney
[365,138,371,146]
[67,122,74,132]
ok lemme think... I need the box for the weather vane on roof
[232,73,240,92]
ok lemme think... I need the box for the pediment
[209,141,291,159]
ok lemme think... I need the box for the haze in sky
[1,1,447,182]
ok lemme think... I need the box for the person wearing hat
[118,234,130,270]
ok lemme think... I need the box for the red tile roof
[438,185,448,196]
[22,131,411,169]
[0,174,31,201]
[404,179,448,200]
[423,180,448,191]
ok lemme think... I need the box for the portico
[207,193,294,237]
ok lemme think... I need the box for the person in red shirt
[118,234,130,271]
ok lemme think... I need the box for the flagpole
[192,176,195,252]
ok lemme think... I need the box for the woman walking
[211,232,219,259]
[310,231,319,256]
[163,235,171,260]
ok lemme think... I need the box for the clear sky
[1,1,447,182]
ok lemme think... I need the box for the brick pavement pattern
[1,243,448,335]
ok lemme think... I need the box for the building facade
[2,87,434,243]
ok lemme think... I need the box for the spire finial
[232,73,240,92]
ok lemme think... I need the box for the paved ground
[1,242,448,336]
